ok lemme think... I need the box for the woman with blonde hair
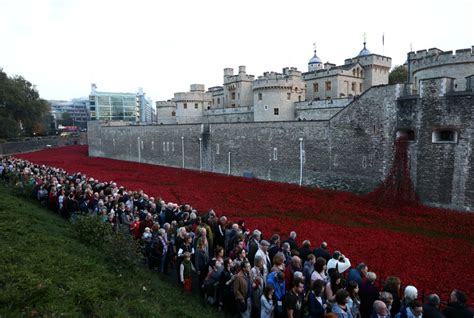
[271,252,286,272]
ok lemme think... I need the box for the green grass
[0,185,222,317]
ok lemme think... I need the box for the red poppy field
[15,145,474,303]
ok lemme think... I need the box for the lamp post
[299,138,303,186]
[199,137,202,172]
[137,136,141,163]
[181,136,185,168]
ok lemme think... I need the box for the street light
[181,136,185,168]
[299,138,304,186]
[199,137,202,172]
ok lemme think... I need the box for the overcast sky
[0,0,472,102]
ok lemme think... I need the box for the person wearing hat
[255,239,272,273]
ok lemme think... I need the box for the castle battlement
[156,101,175,108]
[253,68,304,90]
[344,54,392,68]
[408,46,474,68]
[174,91,211,102]
[223,66,255,84]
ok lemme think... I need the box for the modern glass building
[89,84,140,122]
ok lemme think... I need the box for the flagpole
[382,32,385,56]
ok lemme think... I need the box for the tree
[0,68,51,138]
[389,65,408,84]
[59,112,74,126]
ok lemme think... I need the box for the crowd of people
[1,155,473,318]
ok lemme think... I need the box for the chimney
[224,68,234,76]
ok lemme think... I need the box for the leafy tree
[389,65,408,84]
[59,112,74,126]
[0,68,50,138]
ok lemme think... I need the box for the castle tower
[253,67,305,122]
[343,38,392,90]
[173,84,212,124]
[407,46,474,91]
[223,66,255,108]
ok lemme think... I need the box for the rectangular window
[217,98,220,104]
[352,82,356,91]
[216,143,220,155]
[195,103,198,109]
[360,83,363,92]
[183,103,187,109]
[313,83,319,92]
[432,130,458,143]
[273,147,278,160]
[231,92,236,99]
[274,108,279,115]
[258,93,262,101]
[325,81,332,91]
[287,92,291,100]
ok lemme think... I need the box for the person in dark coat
[283,231,299,252]
[382,276,402,317]
[443,290,474,318]
[347,263,368,286]
[359,272,379,318]
[423,294,446,318]
[299,240,312,263]
[213,216,227,250]
[313,242,331,262]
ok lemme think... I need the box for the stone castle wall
[89,81,473,211]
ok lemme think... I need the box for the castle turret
[253,67,305,122]
[308,47,323,72]
[407,46,474,91]
[223,65,254,109]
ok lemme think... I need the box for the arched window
[396,129,415,141]
[171,111,176,117]
[432,129,458,144]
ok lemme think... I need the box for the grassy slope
[0,186,221,317]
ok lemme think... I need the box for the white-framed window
[216,143,220,154]
[171,142,175,152]
[432,129,458,144]
[151,141,154,150]
[264,105,268,110]
[273,147,278,160]
[274,108,279,115]
[163,141,166,152]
